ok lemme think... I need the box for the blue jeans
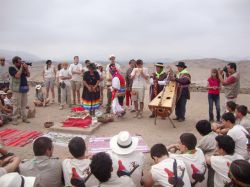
[208,94,220,121]
[175,94,187,120]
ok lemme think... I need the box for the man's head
[109,63,117,75]
[12,56,22,68]
[85,60,90,67]
[195,120,212,136]
[0,57,5,66]
[62,62,68,69]
[179,133,197,153]
[109,55,116,64]
[236,105,248,120]
[6,90,13,99]
[221,112,235,128]
[129,59,135,68]
[136,59,143,68]
[227,63,237,74]
[90,152,112,183]
[215,135,235,155]
[74,56,79,64]
[33,137,53,157]
[150,143,169,164]
[229,160,250,186]
[68,137,86,159]
[226,101,237,113]
[176,61,187,72]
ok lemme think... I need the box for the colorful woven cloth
[63,116,92,128]
[0,128,42,147]
[71,106,85,112]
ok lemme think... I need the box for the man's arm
[141,173,154,187]
[2,156,21,173]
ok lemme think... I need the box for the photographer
[9,56,30,125]
[218,63,240,112]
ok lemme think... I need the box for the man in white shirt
[69,56,83,105]
[168,133,208,187]
[235,105,250,132]
[142,143,191,187]
[59,62,72,110]
[130,59,149,119]
[206,135,244,187]
[108,131,144,186]
[0,57,10,91]
[90,152,136,187]
[62,137,98,187]
[221,112,249,159]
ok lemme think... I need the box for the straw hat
[6,90,13,95]
[0,90,7,95]
[154,62,164,67]
[110,131,138,155]
[0,172,36,187]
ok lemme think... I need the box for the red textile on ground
[71,107,85,112]
[63,116,92,128]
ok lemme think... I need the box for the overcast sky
[0,0,250,61]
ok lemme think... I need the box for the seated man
[195,120,217,156]
[0,155,20,178]
[168,133,208,187]
[142,143,191,187]
[226,101,237,114]
[235,105,250,132]
[19,137,62,187]
[90,152,135,187]
[206,135,243,187]
[4,90,13,111]
[62,137,98,186]
[108,131,144,186]
[34,85,50,107]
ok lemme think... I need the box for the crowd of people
[0,55,250,187]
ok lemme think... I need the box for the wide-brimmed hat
[154,62,164,67]
[6,90,13,94]
[35,85,42,90]
[176,61,187,68]
[110,131,139,155]
[109,54,116,59]
[0,90,7,95]
[0,172,36,187]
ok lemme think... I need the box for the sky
[0,0,250,61]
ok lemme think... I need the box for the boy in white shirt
[59,62,72,110]
[235,105,250,132]
[142,143,191,187]
[69,56,83,105]
[221,112,249,159]
[206,135,244,187]
[168,133,208,187]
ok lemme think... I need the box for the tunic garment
[81,71,100,110]
[149,72,168,101]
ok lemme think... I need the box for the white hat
[35,85,42,90]
[110,131,138,155]
[0,90,7,95]
[109,54,116,59]
[0,172,36,187]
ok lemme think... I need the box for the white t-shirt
[151,157,191,187]
[237,116,250,132]
[62,158,98,187]
[4,98,13,106]
[96,173,136,187]
[211,153,244,187]
[131,68,149,89]
[197,131,217,156]
[69,63,83,82]
[108,151,144,187]
[170,148,208,187]
[59,68,71,86]
[0,64,10,83]
[227,125,249,159]
[44,65,56,79]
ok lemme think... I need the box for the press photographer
[9,56,30,125]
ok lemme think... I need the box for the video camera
[22,61,32,66]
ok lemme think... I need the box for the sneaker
[22,119,30,123]
[178,118,185,122]
[130,109,136,113]
[172,117,179,120]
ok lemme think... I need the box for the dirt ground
[2,87,250,172]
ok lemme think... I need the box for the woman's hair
[46,60,52,70]
[57,63,62,71]
[211,68,219,80]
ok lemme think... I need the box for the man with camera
[218,63,240,111]
[9,56,30,125]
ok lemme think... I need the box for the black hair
[227,63,237,71]
[222,112,236,124]
[33,137,53,156]
[195,120,212,136]
[57,63,62,71]
[229,160,250,186]
[236,105,248,116]
[88,63,96,70]
[150,143,169,159]
[129,59,135,64]
[226,101,237,112]
[136,59,143,65]
[90,152,112,183]
[215,135,235,155]
[85,60,90,64]
[68,137,86,158]
[180,133,197,150]
[12,56,21,64]
[46,60,52,70]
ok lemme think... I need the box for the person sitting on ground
[168,133,208,187]
[196,120,217,156]
[19,137,62,187]
[4,90,13,111]
[62,137,98,187]
[0,151,21,178]
[0,90,12,115]
[226,101,237,114]
[205,135,244,187]
[33,84,50,107]
[90,152,136,187]
[226,159,250,187]
[235,105,250,132]
[108,131,144,186]
[0,172,36,187]
[141,143,191,187]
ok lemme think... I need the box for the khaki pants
[13,92,28,120]
[61,85,71,106]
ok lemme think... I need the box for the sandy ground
[2,86,250,172]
